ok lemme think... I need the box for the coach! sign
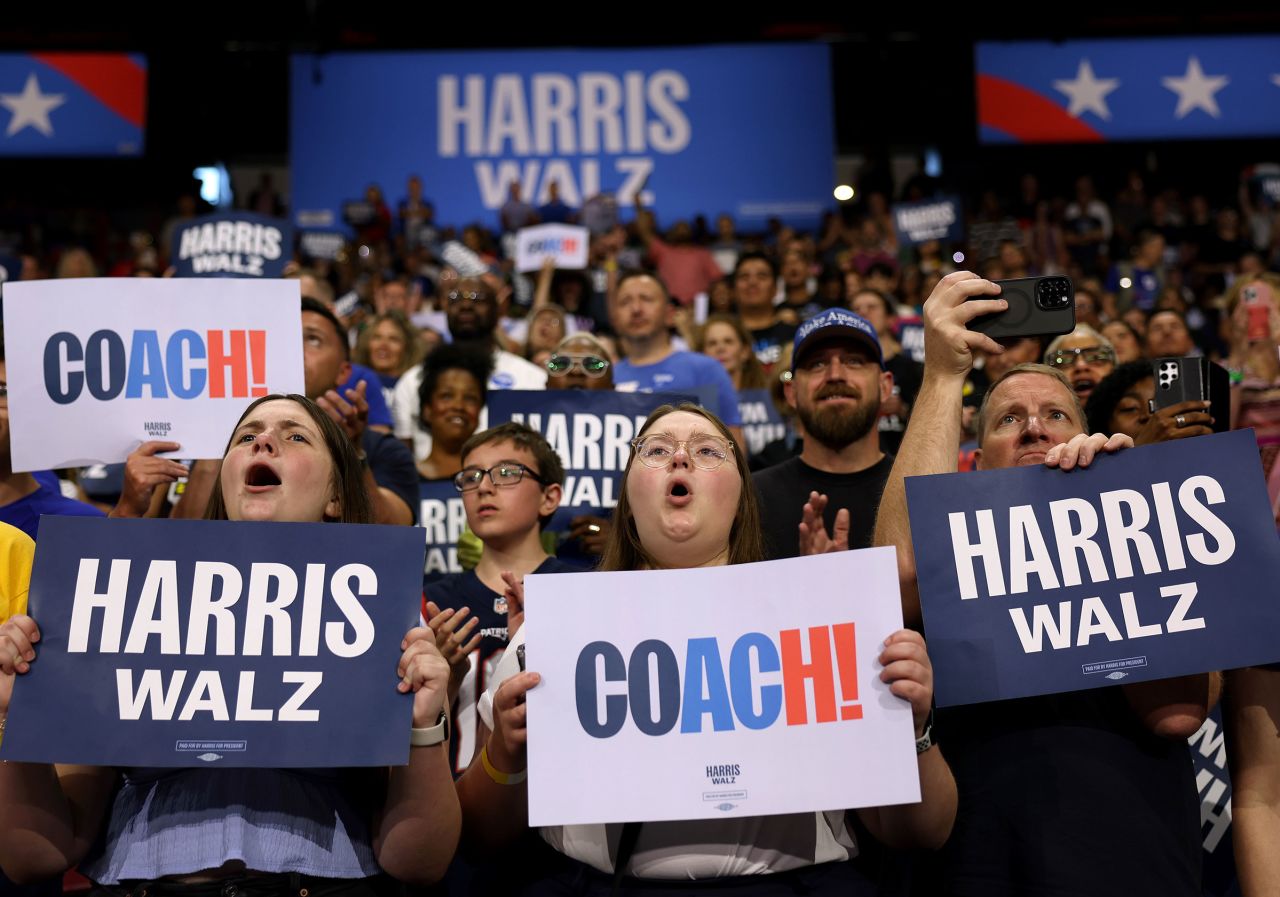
[2,278,304,470]
[523,548,919,826]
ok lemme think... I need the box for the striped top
[478,627,858,879]
[78,768,380,884]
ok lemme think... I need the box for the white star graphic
[1052,59,1120,120]
[1161,56,1230,119]
[1,73,67,138]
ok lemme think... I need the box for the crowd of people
[0,164,1277,897]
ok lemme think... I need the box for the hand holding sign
[1043,432,1132,470]
[878,630,934,737]
[397,627,451,728]
[0,614,40,720]
[490,665,540,773]
[114,441,190,518]
[0,613,39,679]
[798,491,851,555]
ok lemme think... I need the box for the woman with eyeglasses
[456,403,956,896]
[1043,325,1117,403]
[543,334,614,391]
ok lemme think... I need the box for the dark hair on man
[1083,361,1154,433]
[301,296,350,361]
[732,251,778,281]
[865,260,897,280]
[417,343,492,426]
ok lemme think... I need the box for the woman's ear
[325,492,342,520]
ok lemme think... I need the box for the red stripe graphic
[976,73,1103,143]
[31,53,146,129]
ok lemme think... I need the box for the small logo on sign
[715,803,737,812]
[1105,671,1130,680]
[196,753,223,762]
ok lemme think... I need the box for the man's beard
[797,387,879,451]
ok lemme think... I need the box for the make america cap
[791,308,885,371]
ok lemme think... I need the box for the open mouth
[667,478,693,506]
[246,463,282,488]
[1071,377,1096,396]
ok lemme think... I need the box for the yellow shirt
[0,520,35,622]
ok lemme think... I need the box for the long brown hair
[203,394,372,524]
[599,403,765,571]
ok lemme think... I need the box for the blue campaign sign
[891,195,964,247]
[1189,706,1239,897]
[904,430,1280,706]
[290,45,834,230]
[172,212,294,278]
[0,53,145,157]
[419,476,466,587]
[977,36,1280,143]
[487,390,694,542]
[0,516,424,767]
[737,388,787,457]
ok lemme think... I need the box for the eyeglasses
[453,462,548,492]
[631,434,735,470]
[546,353,610,377]
[446,289,493,305]
[1049,347,1115,367]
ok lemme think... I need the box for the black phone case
[1151,357,1230,433]
[968,275,1077,341]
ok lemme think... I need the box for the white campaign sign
[3,278,305,470]
[524,548,920,826]
[515,224,589,273]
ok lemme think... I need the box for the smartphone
[967,275,1076,341]
[1149,356,1230,433]
[1243,283,1273,342]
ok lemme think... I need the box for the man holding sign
[874,271,1211,897]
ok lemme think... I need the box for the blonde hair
[976,363,1085,447]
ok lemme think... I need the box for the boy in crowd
[422,422,577,777]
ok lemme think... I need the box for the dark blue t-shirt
[423,556,579,776]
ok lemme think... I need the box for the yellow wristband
[480,745,527,785]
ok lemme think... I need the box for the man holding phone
[874,271,1210,897]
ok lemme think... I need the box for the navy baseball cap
[791,308,885,371]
